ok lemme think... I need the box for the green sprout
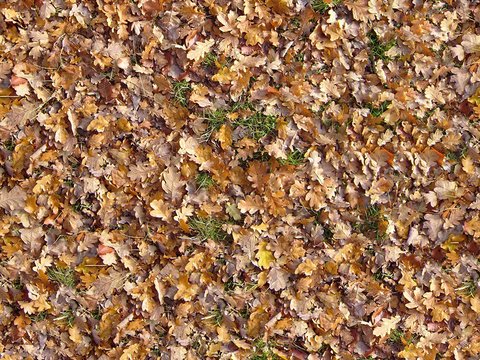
[55,308,76,327]
[367,29,397,63]
[456,278,477,298]
[278,149,305,166]
[47,267,76,288]
[311,0,342,13]
[188,216,228,242]
[203,307,223,327]
[201,52,218,68]
[354,205,387,240]
[195,171,216,189]
[171,80,192,107]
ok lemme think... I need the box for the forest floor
[1,0,480,359]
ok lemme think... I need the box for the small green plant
[203,307,223,326]
[250,339,280,360]
[2,138,15,151]
[233,111,277,140]
[446,145,468,163]
[387,329,404,345]
[188,216,228,242]
[239,306,250,319]
[201,52,218,68]
[374,269,394,281]
[29,310,48,322]
[171,80,192,107]
[295,52,305,63]
[365,100,391,118]
[367,29,396,63]
[72,200,92,213]
[90,306,102,320]
[456,278,477,298]
[278,149,305,166]
[311,0,342,13]
[195,171,216,189]
[354,205,387,240]
[55,308,75,327]
[47,267,76,287]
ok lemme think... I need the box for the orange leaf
[381,147,394,166]
[11,75,27,86]
[98,244,114,255]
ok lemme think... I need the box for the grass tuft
[456,278,477,298]
[188,216,228,242]
[367,30,396,63]
[201,104,277,141]
[195,171,216,189]
[171,80,192,107]
[278,149,305,166]
[55,308,75,327]
[47,267,76,288]
[365,101,391,118]
[201,52,218,68]
[353,205,387,240]
[202,307,223,326]
[387,329,405,345]
[311,0,342,13]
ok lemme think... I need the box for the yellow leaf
[216,124,232,150]
[256,241,274,269]
[324,261,338,275]
[174,274,199,301]
[258,270,268,287]
[471,296,480,313]
[217,323,230,343]
[87,115,110,132]
[373,315,401,337]
[117,118,133,131]
[69,325,82,344]
[441,233,466,251]
[251,223,269,233]
[295,259,317,276]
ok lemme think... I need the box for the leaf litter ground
[1,0,480,359]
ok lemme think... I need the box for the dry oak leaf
[373,315,401,338]
[162,166,185,202]
[150,199,172,221]
[295,258,317,276]
[464,217,480,238]
[345,0,376,23]
[187,38,215,61]
[216,123,232,150]
[434,179,464,200]
[174,274,199,301]
[268,264,289,291]
[0,186,26,213]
